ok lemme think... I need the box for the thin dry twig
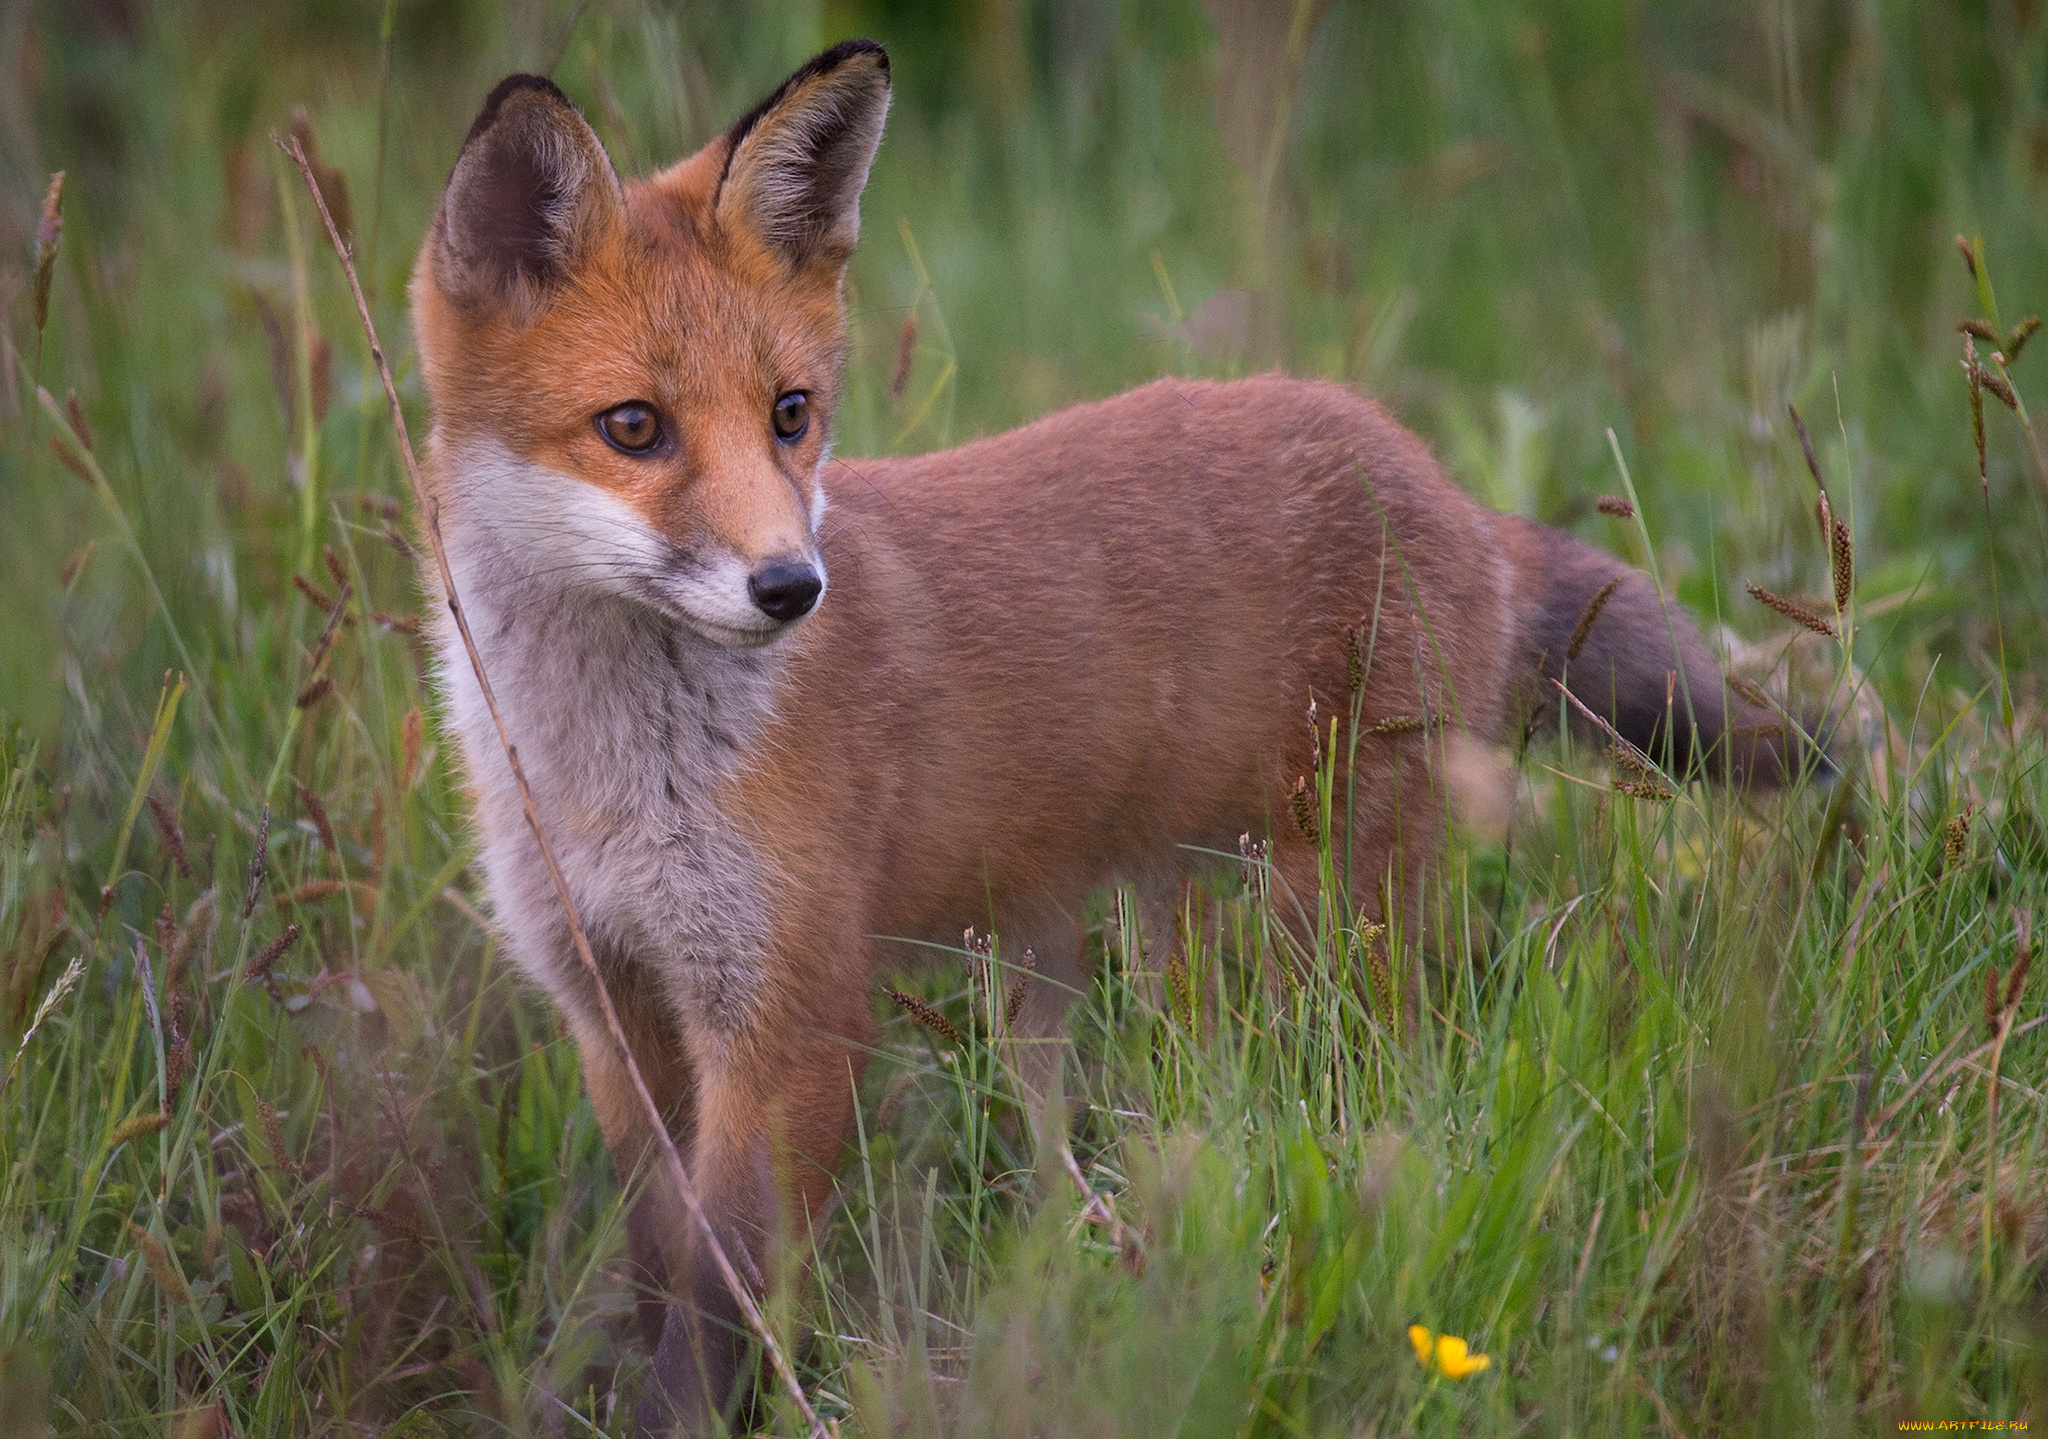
[280,133,826,1437]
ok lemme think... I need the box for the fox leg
[637,980,875,1435]
[564,978,697,1357]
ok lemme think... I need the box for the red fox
[411,39,1805,1432]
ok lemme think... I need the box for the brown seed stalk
[64,390,94,453]
[885,987,962,1047]
[1004,946,1035,1026]
[1165,949,1194,1030]
[1727,675,1773,710]
[1568,575,1626,663]
[241,808,269,920]
[1746,582,1838,639]
[1595,494,1634,518]
[1830,515,1854,614]
[1981,369,2019,412]
[245,922,301,984]
[1364,714,1426,737]
[257,1099,297,1172]
[294,675,334,710]
[293,778,337,852]
[147,794,194,881]
[50,434,95,488]
[1290,775,1320,846]
[2006,316,2040,364]
[1957,234,1979,281]
[130,1224,189,1304]
[292,574,337,611]
[1944,806,1973,873]
[1614,781,1675,802]
[1345,624,1365,695]
[1959,319,2000,344]
[33,172,64,337]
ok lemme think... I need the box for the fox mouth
[638,560,817,650]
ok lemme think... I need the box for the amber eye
[597,403,663,454]
[772,391,810,443]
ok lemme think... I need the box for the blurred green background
[3,0,2045,736]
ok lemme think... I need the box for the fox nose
[747,561,823,623]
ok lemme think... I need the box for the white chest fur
[427,443,782,1036]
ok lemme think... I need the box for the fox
[409,38,1811,1434]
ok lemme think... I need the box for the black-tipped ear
[715,40,890,272]
[435,75,622,312]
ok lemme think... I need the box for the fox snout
[747,559,823,623]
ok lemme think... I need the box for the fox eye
[772,391,810,443]
[597,403,663,454]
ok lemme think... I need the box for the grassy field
[4,0,2048,1433]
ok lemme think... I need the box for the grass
[3,0,2047,1433]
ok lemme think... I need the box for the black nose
[747,561,823,623]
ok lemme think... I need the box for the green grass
[3,1,2047,1433]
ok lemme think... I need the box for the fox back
[410,41,1805,1436]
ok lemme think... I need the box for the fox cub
[412,38,1799,1433]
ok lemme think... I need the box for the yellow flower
[1408,1324,1491,1378]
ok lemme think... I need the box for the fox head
[411,41,890,647]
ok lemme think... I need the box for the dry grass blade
[1567,575,1625,663]
[1745,582,1838,639]
[279,133,828,1437]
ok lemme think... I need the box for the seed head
[1568,575,1626,663]
[1943,805,1973,873]
[885,987,962,1048]
[1289,775,1320,846]
[147,793,194,882]
[245,923,301,984]
[1746,582,1838,639]
[1595,494,1634,518]
[32,172,64,337]
[2005,316,2040,364]
[130,1224,189,1304]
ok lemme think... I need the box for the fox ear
[716,39,890,273]
[434,75,622,312]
